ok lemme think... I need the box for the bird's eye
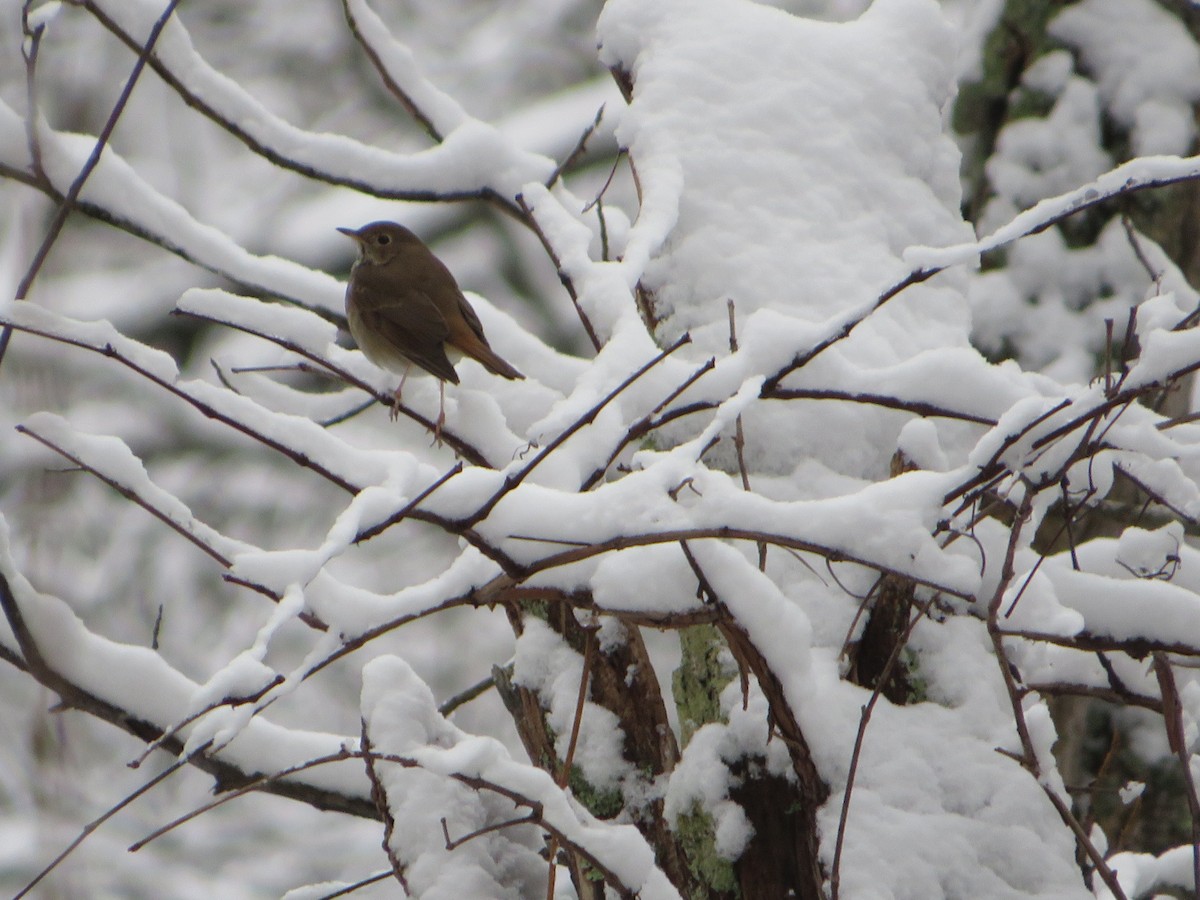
[376,234,391,245]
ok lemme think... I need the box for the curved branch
[0,0,181,370]
[340,0,446,142]
[79,0,535,215]
[0,313,360,493]
[762,387,997,425]
[0,573,375,819]
[0,162,341,315]
[174,305,494,468]
[465,333,693,525]
[520,526,973,600]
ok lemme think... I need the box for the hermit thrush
[338,221,524,430]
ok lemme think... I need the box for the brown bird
[338,221,524,433]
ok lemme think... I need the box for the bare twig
[1,317,360,492]
[1121,215,1161,283]
[1022,681,1161,713]
[998,626,1200,658]
[315,870,393,899]
[128,676,286,769]
[128,747,361,851]
[830,587,940,900]
[763,387,998,425]
[1152,653,1200,892]
[727,299,766,569]
[0,572,374,819]
[464,333,692,525]
[177,306,493,467]
[0,0,182,371]
[16,423,234,567]
[354,463,464,543]
[582,147,626,215]
[438,674,496,716]
[581,356,716,489]
[546,105,605,190]
[360,728,410,892]
[983,489,1129,898]
[20,1,47,178]
[442,810,541,851]
[760,267,939,393]
[339,0,444,142]
[15,747,201,899]
[546,623,596,900]
[515,192,602,351]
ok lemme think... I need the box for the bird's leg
[432,380,446,446]
[389,362,413,421]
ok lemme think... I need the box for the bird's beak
[336,226,362,242]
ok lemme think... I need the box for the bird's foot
[431,408,446,447]
[389,386,403,421]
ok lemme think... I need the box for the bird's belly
[347,304,414,375]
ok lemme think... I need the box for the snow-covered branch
[7,0,1200,896]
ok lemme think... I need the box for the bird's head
[337,221,420,265]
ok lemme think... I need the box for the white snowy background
[2,0,1200,897]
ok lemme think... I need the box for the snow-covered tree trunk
[3,1,1200,898]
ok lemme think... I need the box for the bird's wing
[454,292,488,343]
[445,293,525,380]
[354,284,460,383]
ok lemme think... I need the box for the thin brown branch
[128,748,362,851]
[16,424,234,567]
[1121,215,1163,283]
[1,317,360,492]
[986,487,1038,766]
[582,148,625,215]
[77,0,527,217]
[177,306,493,467]
[129,676,286,770]
[761,266,940,392]
[354,463,464,543]
[339,0,443,142]
[943,399,1072,509]
[1038,784,1128,900]
[560,626,595,785]
[763,387,997,425]
[983,489,1129,899]
[1152,653,1200,892]
[0,572,375,819]
[464,333,693,525]
[546,623,596,900]
[0,0,182,371]
[515,193,602,351]
[438,674,496,716]
[315,870,393,899]
[520,526,974,600]
[443,810,541,851]
[997,627,1200,658]
[546,105,605,190]
[20,2,47,178]
[581,357,716,490]
[360,728,411,892]
[15,747,199,899]
[1113,463,1200,528]
[1022,681,1161,713]
[726,299,766,569]
[830,587,939,900]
